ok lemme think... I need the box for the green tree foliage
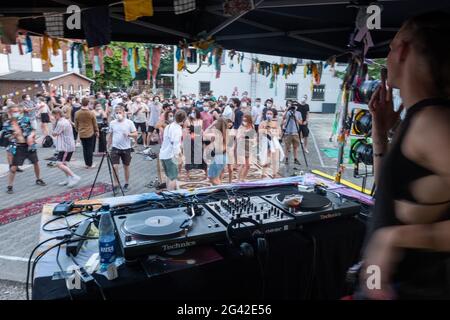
[85,43,173,91]
[335,58,386,82]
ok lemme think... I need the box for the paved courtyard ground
[0,113,373,300]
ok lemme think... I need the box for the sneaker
[304,148,310,154]
[123,184,129,192]
[294,159,301,165]
[36,179,46,186]
[16,167,24,173]
[6,186,13,194]
[144,156,153,161]
[58,179,69,186]
[67,175,81,188]
[112,185,120,193]
[142,147,152,155]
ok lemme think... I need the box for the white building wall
[0,54,9,74]
[175,49,346,113]
[32,58,43,72]
[50,49,64,72]
[8,45,33,71]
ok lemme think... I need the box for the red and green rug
[0,183,112,226]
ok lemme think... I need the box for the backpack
[42,135,54,148]
[0,130,9,148]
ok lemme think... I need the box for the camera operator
[282,103,303,165]
[297,94,310,153]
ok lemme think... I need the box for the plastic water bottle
[98,204,116,272]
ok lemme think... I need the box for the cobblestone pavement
[0,114,373,299]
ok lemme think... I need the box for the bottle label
[99,238,116,265]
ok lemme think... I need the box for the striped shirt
[53,117,75,152]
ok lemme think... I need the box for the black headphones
[226,217,267,258]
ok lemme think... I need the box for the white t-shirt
[251,104,264,125]
[159,122,182,160]
[147,102,162,126]
[108,119,136,150]
[222,105,233,120]
[131,102,148,123]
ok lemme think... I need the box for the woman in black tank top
[359,12,450,300]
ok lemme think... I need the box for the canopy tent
[2,0,450,61]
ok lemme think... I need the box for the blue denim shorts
[208,154,227,179]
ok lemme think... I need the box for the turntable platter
[276,192,332,211]
[123,210,192,238]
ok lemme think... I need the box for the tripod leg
[88,153,105,199]
[107,153,124,196]
[106,154,116,197]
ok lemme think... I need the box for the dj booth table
[32,175,370,300]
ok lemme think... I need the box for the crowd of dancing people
[0,89,312,193]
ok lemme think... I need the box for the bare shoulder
[415,105,450,128]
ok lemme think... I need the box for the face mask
[266,115,273,121]
[300,98,306,104]
[25,97,31,101]
[190,112,196,118]
[154,99,160,103]
[168,116,174,123]
[266,103,272,108]
[203,106,209,112]
[12,112,21,119]
[116,114,124,121]
[256,102,261,107]
[241,102,247,108]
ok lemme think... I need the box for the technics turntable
[113,207,227,260]
[261,190,361,225]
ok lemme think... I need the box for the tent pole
[335,82,350,183]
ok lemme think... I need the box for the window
[285,84,298,100]
[78,85,83,94]
[199,81,210,95]
[312,84,326,101]
[187,48,197,64]
[296,58,303,65]
[58,85,64,96]
[69,85,74,94]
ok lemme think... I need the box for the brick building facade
[0,72,94,103]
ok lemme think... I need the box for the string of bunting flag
[175,36,336,90]
[1,83,42,100]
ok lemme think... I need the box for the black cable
[56,244,74,300]
[25,236,65,300]
[69,253,107,300]
[30,239,82,299]
[305,233,317,299]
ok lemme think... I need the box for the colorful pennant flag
[124,0,154,21]
[174,0,196,15]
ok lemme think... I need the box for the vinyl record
[123,210,192,238]
[276,192,331,211]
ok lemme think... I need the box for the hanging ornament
[52,38,60,56]
[41,35,53,67]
